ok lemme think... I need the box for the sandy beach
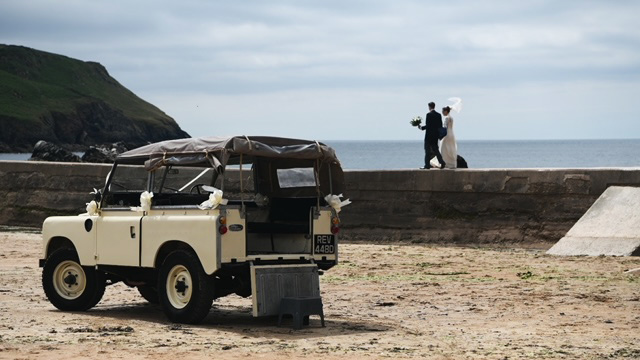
[0,231,639,359]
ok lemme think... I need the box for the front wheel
[158,250,214,324]
[42,248,106,311]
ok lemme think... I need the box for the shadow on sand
[59,300,390,339]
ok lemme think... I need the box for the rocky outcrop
[81,142,128,163]
[29,141,80,162]
[29,140,130,163]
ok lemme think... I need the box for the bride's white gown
[430,115,457,168]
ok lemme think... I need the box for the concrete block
[547,237,640,256]
[547,186,640,256]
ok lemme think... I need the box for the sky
[1,0,640,141]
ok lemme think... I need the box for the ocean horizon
[324,139,640,169]
[2,139,640,170]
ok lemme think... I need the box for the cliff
[0,44,189,152]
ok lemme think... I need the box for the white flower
[198,188,228,210]
[85,200,98,215]
[140,191,154,212]
[324,193,352,213]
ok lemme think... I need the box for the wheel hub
[52,260,86,300]
[64,273,78,286]
[175,279,189,294]
[166,265,193,309]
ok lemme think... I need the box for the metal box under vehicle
[250,264,321,317]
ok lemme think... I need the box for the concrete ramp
[626,268,640,276]
[547,186,640,256]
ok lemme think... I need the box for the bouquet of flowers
[410,116,422,127]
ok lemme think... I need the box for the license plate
[314,234,335,254]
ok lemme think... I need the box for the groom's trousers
[425,138,445,168]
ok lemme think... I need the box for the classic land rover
[40,136,348,324]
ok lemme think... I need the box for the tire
[158,250,214,324]
[137,285,159,304]
[42,248,106,311]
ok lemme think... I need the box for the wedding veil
[448,97,462,113]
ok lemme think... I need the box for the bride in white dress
[430,97,462,169]
[440,106,457,168]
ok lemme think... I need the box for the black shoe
[440,163,446,169]
[420,166,431,169]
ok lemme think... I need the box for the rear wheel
[42,248,105,311]
[158,250,214,324]
[137,285,159,304]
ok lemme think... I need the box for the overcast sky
[2,1,639,140]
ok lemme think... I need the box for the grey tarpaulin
[117,136,341,171]
[115,136,345,196]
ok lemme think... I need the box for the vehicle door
[95,209,144,266]
[95,164,148,266]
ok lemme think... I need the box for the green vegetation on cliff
[0,44,189,152]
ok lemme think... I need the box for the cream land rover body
[40,136,347,324]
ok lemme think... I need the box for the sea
[323,139,640,169]
[1,139,639,170]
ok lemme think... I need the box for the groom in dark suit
[420,102,445,169]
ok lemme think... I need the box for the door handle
[130,226,136,239]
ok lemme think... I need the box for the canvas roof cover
[116,136,341,172]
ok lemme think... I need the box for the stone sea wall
[1,160,639,244]
[342,168,640,244]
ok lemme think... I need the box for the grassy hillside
[0,44,189,151]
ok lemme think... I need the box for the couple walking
[419,99,460,169]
